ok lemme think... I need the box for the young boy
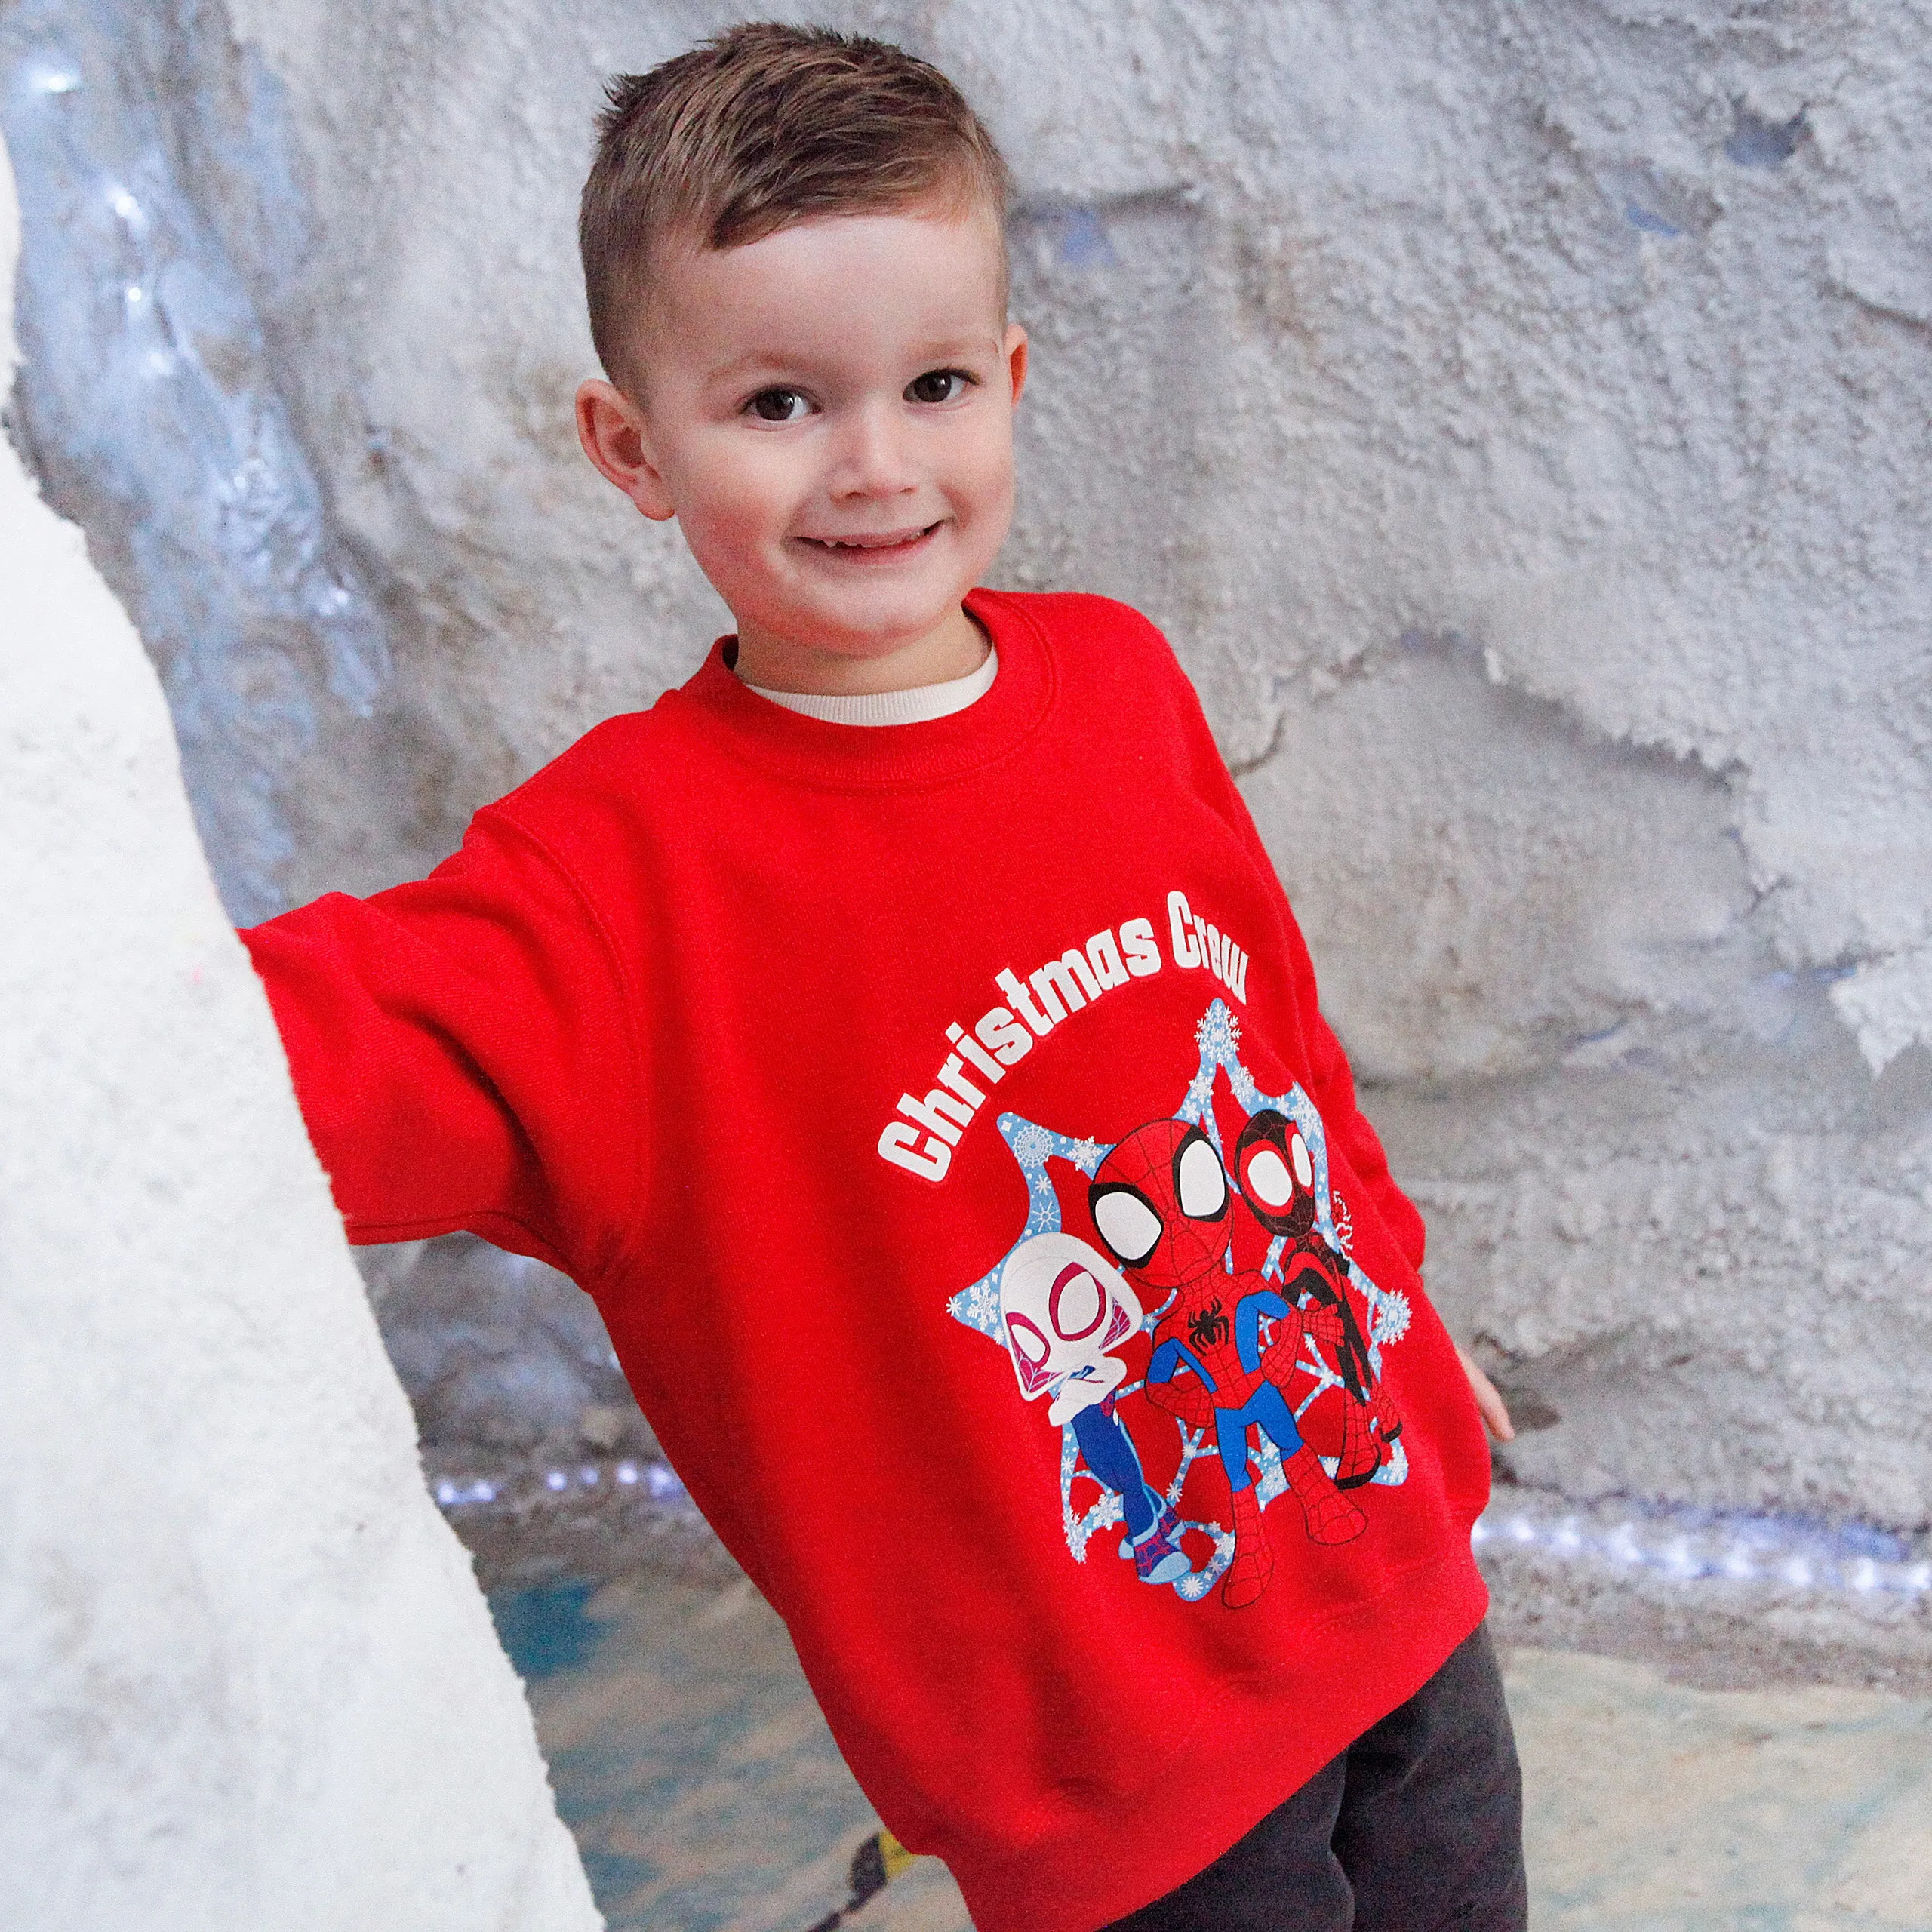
[244,23,1525,1930]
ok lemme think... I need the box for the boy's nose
[828,403,918,500]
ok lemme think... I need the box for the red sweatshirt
[243,589,1490,1931]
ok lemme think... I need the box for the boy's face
[577,202,1027,691]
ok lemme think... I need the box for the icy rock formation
[0,148,598,1932]
[8,2,1932,1534]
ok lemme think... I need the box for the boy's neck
[731,602,989,697]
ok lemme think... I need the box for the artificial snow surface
[0,139,599,1932]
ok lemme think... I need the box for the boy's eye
[746,388,811,423]
[905,369,972,405]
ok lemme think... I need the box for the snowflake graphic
[948,1275,1000,1335]
[1332,1195,1354,1252]
[1371,1286,1411,1349]
[1194,1008,1241,1060]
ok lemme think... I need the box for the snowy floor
[490,1568,1932,1932]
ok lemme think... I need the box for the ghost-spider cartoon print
[947,1001,1414,1609]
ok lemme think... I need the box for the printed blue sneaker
[1119,1487,1191,1585]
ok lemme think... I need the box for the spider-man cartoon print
[947,1000,1413,1609]
[1091,1118,1371,1607]
[1230,1107,1405,1491]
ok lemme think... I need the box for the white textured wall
[205,0,1932,1531]
[16,2,1932,1531]
[0,148,599,1932]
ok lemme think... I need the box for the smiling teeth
[816,527,931,549]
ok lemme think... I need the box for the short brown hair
[580,23,1013,391]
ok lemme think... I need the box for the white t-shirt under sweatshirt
[742,645,998,724]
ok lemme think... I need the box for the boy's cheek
[681,522,776,607]
[958,418,1017,495]
[694,449,807,532]
[953,445,1017,540]
[675,470,783,555]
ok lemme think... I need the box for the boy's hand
[1454,1343,1515,1443]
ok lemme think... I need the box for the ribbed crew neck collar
[675,589,1054,788]
[742,643,998,725]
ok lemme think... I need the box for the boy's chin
[751,591,979,661]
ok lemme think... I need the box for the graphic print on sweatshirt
[948,1001,1414,1610]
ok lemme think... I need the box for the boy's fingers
[1454,1343,1515,1443]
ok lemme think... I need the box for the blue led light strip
[433,1459,1932,1599]
[1472,1490,1932,1597]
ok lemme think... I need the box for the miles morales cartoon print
[948,1001,1414,1608]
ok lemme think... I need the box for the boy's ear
[575,378,677,521]
[1004,322,1029,408]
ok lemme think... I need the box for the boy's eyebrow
[701,333,1007,386]
[901,332,1007,360]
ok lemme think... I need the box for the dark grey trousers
[1108,1623,1527,1932]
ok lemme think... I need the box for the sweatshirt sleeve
[238,806,645,1281]
[1271,897,1428,1274]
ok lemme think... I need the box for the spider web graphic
[946,999,1411,1601]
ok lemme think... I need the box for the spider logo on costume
[1186,1298,1229,1353]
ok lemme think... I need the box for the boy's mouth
[798,521,942,556]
